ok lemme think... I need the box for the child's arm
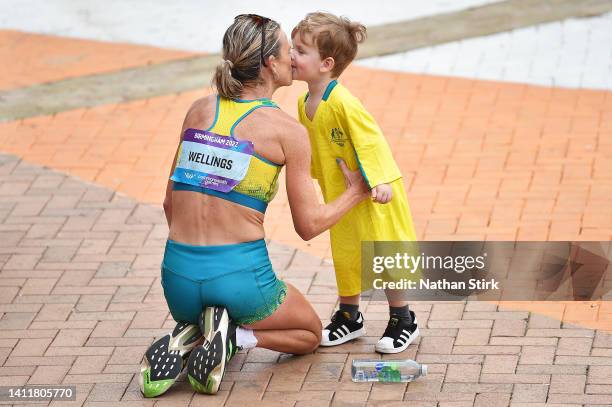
[339,97,402,200]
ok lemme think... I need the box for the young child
[291,12,420,353]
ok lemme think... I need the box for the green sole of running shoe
[187,372,215,394]
[186,338,225,394]
[187,314,228,395]
[140,367,176,398]
[139,323,202,398]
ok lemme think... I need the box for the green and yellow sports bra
[172,95,283,213]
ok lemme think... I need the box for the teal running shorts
[161,239,287,326]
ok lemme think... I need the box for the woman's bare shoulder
[190,95,217,110]
[255,107,307,140]
[183,95,218,128]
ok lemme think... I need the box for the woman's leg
[140,268,204,398]
[244,283,322,354]
[185,283,320,394]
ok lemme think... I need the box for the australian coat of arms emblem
[330,128,347,147]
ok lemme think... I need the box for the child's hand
[372,183,392,204]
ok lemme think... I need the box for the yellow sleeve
[339,96,402,188]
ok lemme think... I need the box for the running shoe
[320,310,366,346]
[139,322,202,398]
[375,311,419,354]
[186,306,239,394]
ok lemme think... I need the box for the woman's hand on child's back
[336,159,369,199]
[371,183,393,204]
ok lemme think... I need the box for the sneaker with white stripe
[320,310,366,346]
[375,311,419,354]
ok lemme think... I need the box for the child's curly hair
[292,12,366,77]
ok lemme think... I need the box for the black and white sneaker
[320,310,366,346]
[375,311,419,354]
[186,306,239,394]
[139,322,202,398]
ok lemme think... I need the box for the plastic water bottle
[351,359,427,382]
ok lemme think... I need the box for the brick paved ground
[1,4,611,404]
[1,153,612,405]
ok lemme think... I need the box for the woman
[139,14,369,397]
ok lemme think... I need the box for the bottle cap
[421,364,428,376]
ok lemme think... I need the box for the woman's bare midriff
[168,190,266,245]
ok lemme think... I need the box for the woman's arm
[282,122,369,241]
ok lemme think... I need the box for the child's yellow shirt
[298,80,418,296]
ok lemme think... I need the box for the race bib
[170,128,254,193]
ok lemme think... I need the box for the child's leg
[339,294,360,319]
[339,294,360,305]
[338,294,360,305]
[320,293,366,346]
[385,289,413,322]
[376,289,419,354]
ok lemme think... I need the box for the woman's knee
[299,316,322,353]
[286,284,322,347]
[293,329,320,355]
[310,317,322,343]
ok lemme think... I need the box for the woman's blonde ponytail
[213,59,243,99]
